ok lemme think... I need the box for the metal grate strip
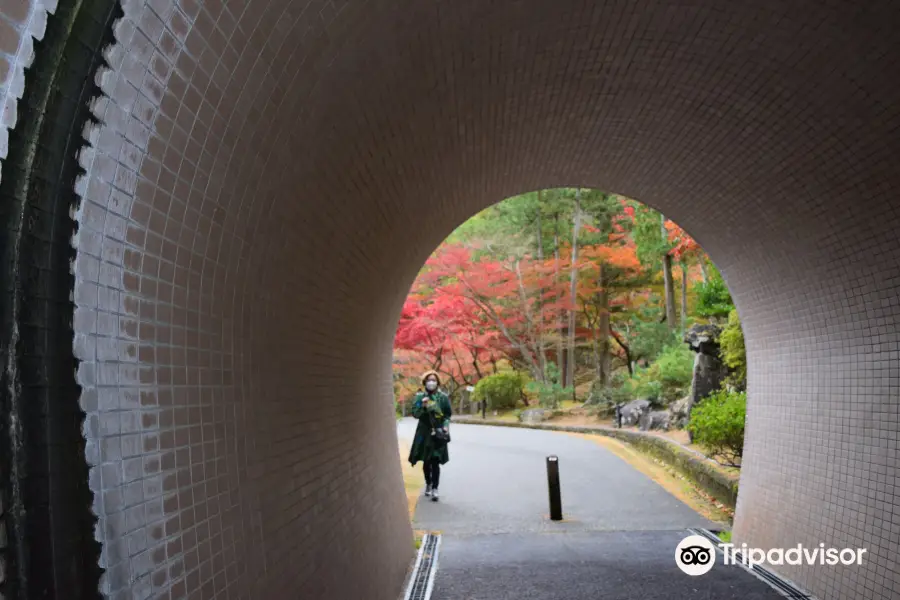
[691,529,815,599]
[403,533,442,600]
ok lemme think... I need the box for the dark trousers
[423,459,441,488]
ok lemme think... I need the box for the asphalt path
[397,418,718,535]
[397,419,783,600]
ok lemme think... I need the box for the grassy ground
[568,432,734,525]
[398,441,426,548]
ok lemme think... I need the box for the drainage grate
[691,529,815,599]
[404,533,442,600]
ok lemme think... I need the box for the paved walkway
[397,420,784,599]
[432,530,784,600]
[397,418,718,535]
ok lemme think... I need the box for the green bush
[693,264,734,319]
[594,343,692,408]
[631,343,694,404]
[524,362,572,409]
[589,373,632,407]
[631,308,679,362]
[654,344,695,401]
[688,389,746,467]
[634,376,663,403]
[472,372,525,410]
[719,309,746,390]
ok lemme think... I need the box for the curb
[453,417,739,509]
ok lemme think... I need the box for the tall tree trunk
[661,214,677,331]
[471,354,484,380]
[513,259,544,381]
[610,329,633,376]
[680,258,688,335]
[597,263,610,386]
[699,256,709,283]
[554,218,564,383]
[535,190,547,381]
[566,189,582,395]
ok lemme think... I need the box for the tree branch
[609,327,633,375]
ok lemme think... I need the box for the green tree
[615,304,676,366]
[693,263,733,320]
[623,342,693,404]
[525,362,572,409]
[628,202,677,330]
[719,309,746,390]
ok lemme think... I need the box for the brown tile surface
[2,0,900,599]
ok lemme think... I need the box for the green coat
[408,390,452,466]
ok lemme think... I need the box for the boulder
[639,410,672,431]
[683,323,729,422]
[618,399,651,426]
[690,353,728,404]
[684,323,723,356]
[519,408,552,424]
[668,396,692,429]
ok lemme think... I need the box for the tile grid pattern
[3,0,900,599]
[0,0,56,164]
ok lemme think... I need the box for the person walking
[408,371,452,501]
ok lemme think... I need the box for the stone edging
[452,417,739,509]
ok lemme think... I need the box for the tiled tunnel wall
[1,0,899,598]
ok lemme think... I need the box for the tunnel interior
[1,0,899,599]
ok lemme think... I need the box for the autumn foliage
[394,221,647,398]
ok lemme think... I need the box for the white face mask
[425,380,438,392]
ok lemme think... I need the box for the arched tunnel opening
[0,1,898,599]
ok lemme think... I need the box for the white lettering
[785,546,802,565]
[719,543,734,565]
[680,540,869,573]
[748,548,766,569]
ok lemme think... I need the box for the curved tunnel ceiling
[0,0,899,598]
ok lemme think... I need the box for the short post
[546,455,562,521]
[482,398,487,420]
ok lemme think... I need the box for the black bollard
[546,455,563,521]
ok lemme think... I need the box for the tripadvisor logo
[675,534,868,576]
[675,535,716,576]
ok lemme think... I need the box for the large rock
[689,353,729,406]
[519,408,552,424]
[684,323,722,355]
[639,410,672,431]
[684,324,729,408]
[668,396,692,429]
[618,399,651,426]
[682,324,730,440]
